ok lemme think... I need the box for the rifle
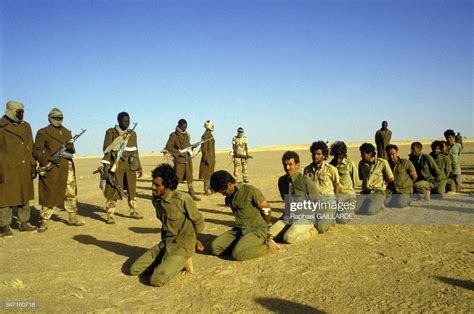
[93,165,128,198]
[37,129,87,177]
[231,152,253,159]
[110,123,137,173]
[179,137,214,155]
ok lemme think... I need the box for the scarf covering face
[176,126,191,140]
[48,107,63,127]
[5,101,24,123]
[103,125,128,154]
[204,120,214,131]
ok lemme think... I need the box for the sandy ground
[1,141,473,312]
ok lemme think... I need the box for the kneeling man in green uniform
[210,170,278,260]
[130,164,205,286]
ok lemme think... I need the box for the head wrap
[5,101,24,123]
[48,107,63,127]
[204,120,214,131]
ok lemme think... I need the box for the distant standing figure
[199,120,215,195]
[444,129,463,192]
[375,121,392,160]
[232,127,250,183]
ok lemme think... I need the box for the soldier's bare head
[282,151,300,177]
[152,164,179,198]
[359,142,376,162]
[385,144,399,163]
[410,142,423,156]
[330,141,347,160]
[210,170,236,196]
[117,112,130,130]
[444,129,455,144]
[381,121,388,129]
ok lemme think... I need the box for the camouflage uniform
[232,134,249,182]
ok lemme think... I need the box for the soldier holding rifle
[33,108,86,231]
[100,112,143,224]
[165,119,202,201]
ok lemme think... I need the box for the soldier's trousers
[355,192,385,215]
[0,205,31,227]
[130,243,187,287]
[211,228,269,261]
[384,192,411,208]
[435,179,447,195]
[414,180,435,195]
[269,219,316,244]
[41,162,78,221]
[233,158,248,181]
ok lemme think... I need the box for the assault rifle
[179,137,214,155]
[93,165,128,198]
[37,129,87,177]
[110,123,137,173]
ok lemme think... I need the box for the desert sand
[1,141,473,312]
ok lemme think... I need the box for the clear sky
[1,0,472,156]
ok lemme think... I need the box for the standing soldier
[199,120,215,195]
[33,108,85,232]
[375,120,392,160]
[166,119,201,201]
[0,101,37,237]
[232,127,250,183]
[444,129,463,192]
[101,112,143,224]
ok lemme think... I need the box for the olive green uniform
[130,190,204,286]
[0,116,36,228]
[430,152,451,194]
[331,158,358,223]
[385,158,415,208]
[447,142,462,192]
[409,154,441,195]
[357,158,394,215]
[211,184,270,261]
[303,161,339,231]
[269,172,319,243]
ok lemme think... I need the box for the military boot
[68,213,85,226]
[188,184,201,201]
[1,226,13,238]
[38,220,49,233]
[106,214,116,224]
[18,222,37,232]
[130,210,144,219]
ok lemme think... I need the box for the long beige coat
[33,125,76,207]
[0,116,35,207]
